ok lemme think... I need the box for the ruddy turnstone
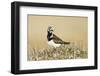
[47,25,70,48]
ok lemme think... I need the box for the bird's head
[47,25,54,34]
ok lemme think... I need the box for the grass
[27,43,88,61]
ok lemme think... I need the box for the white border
[20,6,95,70]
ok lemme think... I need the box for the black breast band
[47,31,53,41]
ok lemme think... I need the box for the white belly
[48,40,61,48]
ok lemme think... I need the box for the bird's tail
[63,42,70,44]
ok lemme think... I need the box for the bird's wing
[53,34,64,44]
[53,34,70,44]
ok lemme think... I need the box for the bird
[47,25,70,48]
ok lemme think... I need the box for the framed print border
[11,1,98,74]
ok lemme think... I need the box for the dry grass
[28,43,88,61]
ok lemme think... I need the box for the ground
[28,43,88,61]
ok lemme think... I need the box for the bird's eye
[50,30,53,31]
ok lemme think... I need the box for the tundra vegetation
[28,42,87,61]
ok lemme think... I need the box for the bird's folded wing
[53,34,70,44]
[53,34,64,44]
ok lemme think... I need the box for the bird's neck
[48,31,53,35]
[47,31,53,41]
